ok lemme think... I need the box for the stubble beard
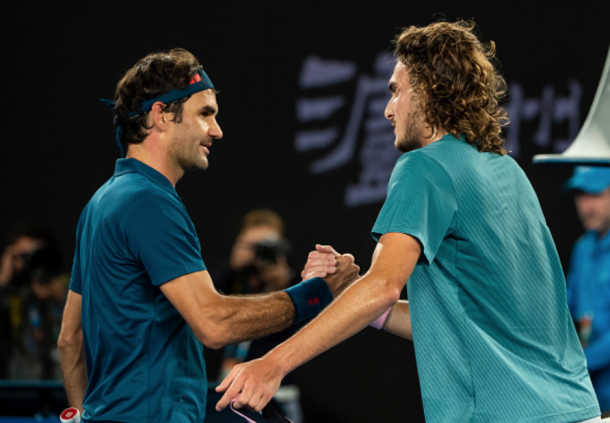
[395,112,423,153]
[171,133,209,172]
[179,148,208,172]
[181,156,208,172]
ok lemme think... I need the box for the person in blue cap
[215,21,602,423]
[57,48,359,423]
[565,166,610,418]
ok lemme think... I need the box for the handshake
[300,244,360,297]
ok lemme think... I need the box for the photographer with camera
[211,209,302,422]
[217,209,291,296]
[0,222,67,380]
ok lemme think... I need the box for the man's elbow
[58,330,82,353]
[381,285,401,308]
[193,323,230,350]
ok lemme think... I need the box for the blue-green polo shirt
[70,158,207,422]
[372,134,600,423]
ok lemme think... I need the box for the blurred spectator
[0,222,68,380]
[216,209,292,296]
[565,167,610,418]
[210,209,303,422]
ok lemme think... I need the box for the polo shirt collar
[437,133,467,143]
[114,158,178,197]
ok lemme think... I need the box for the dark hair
[113,48,201,151]
[5,221,56,247]
[394,20,509,154]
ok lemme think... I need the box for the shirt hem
[152,263,206,286]
[520,403,600,423]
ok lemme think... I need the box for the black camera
[253,239,288,266]
[17,245,63,286]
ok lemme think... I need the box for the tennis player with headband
[57,48,359,423]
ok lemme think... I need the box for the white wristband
[370,308,391,330]
[60,408,81,423]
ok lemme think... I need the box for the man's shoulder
[423,137,514,164]
[388,151,457,200]
[394,147,453,180]
[417,139,522,182]
[85,173,184,228]
[573,231,598,252]
[97,172,177,206]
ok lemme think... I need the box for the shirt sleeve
[371,152,457,264]
[126,193,206,286]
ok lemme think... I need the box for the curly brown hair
[394,20,509,154]
[113,48,202,151]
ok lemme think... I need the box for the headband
[101,67,214,157]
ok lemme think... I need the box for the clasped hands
[302,244,360,297]
[215,244,360,412]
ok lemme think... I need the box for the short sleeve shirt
[372,134,600,423]
[70,159,207,423]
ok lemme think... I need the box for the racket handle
[60,407,81,423]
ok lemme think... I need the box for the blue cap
[564,166,610,194]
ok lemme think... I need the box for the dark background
[3,2,610,422]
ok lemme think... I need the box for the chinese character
[295,53,400,207]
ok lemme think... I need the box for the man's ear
[150,101,170,132]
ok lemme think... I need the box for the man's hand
[215,234,419,413]
[0,245,16,286]
[215,354,284,412]
[301,245,338,280]
[301,245,360,297]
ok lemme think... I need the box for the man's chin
[183,158,209,172]
[395,138,422,153]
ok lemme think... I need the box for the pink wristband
[370,308,391,330]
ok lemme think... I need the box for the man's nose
[210,119,223,140]
[384,100,393,121]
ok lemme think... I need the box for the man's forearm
[263,234,419,377]
[382,300,412,340]
[210,291,296,345]
[270,274,399,377]
[214,233,420,412]
[59,338,88,411]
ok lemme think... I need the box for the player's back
[429,136,571,365]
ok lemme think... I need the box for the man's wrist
[370,308,391,330]
[266,347,294,379]
[284,277,333,324]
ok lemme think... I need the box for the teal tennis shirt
[372,134,600,423]
[70,159,207,422]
